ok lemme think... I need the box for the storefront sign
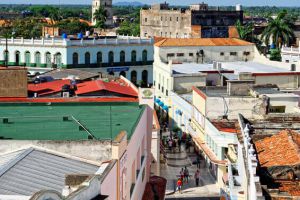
[107,67,129,73]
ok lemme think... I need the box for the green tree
[93,6,107,28]
[236,20,253,42]
[261,10,296,48]
[269,48,282,61]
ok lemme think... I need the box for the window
[243,51,250,56]
[45,52,51,67]
[72,52,78,65]
[120,51,125,65]
[131,70,137,85]
[161,16,163,21]
[25,51,31,66]
[108,51,114,66]
[166,90,168,96]
[145,18,147,22]
[162,86,164,93]
[165,32,167,37]
[230,52,237,56]
[154,80,155,86]
[220,52,224,56]
[142,50,147,63]
[158,83,160,89]
[189,53,194,56]
[160,32,163,37]
[85,52,90,64]
[131,50,137,63]
[167,53,175,57]
[97,52,102,65]
[269,106,285,113]
[176,17,179,22]
[35,52,41,67]
[177,53,184,57]
[54,52,62,67]
[170,17,172,21]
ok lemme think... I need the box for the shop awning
[192,137,227,166]
[163,105,169,111]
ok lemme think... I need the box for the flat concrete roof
[0,102,144,140]
[172,61,292,75]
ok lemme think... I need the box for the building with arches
[0,36,154,85]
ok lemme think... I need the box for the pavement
[160,132,220,199]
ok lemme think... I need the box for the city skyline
[1,0,300,6]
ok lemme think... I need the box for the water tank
[77,33,83,39]
[236,4,242,11]
[62,33,67,39]
[213,61,217,69]
[270,43,276,49]
[291,64,296,71]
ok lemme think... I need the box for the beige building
[140,2,243,38]
[92,0,113,27]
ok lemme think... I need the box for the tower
[92,0,113,27]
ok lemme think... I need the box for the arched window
[85,52,90,65]
[120,71,126,78]
[54,53,62,67]
[142,70,148,87]
[35,52,41,67]
[15,51,20,66]
[73,53,78,65]
[131,70,137,85]
[108,51,114,66]
[142,50,147,63]
[97,52,102,66]
[45,52,51,67]
[120,51,125,65]
[131,50,136,64]
[25,51,31,66]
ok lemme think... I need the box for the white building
[281,42,300,63]
[0,36,154,85]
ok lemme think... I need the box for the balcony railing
[281,47,300,54]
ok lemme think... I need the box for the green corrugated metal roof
[0,102,145,140]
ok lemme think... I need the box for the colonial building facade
[141,2,243,38]
[0,36,154,85]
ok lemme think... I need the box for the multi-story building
[0,36,154,85]
[0,100,153,200]
[92,0,113,27]
[141,2,243,38]
[281,41,300,63]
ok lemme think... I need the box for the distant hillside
[113,1,147,7]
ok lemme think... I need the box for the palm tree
[236,20,253,42]
[93,6,107,29]
[261,10,295,48]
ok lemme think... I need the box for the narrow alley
[160,132,220,200]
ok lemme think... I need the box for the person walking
[176,178,183,194]
[180,168,184,180]
[184,166,189,183]
[194,169,200,186]
[168,138,173,151]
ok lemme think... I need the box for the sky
[2,0,300,6]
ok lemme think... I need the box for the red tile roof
[278,180,300,196]
[28,80,70,96]
[255,130,300,168]
[211,120,239,134]
[154,38,253,47]
[76,80,138,97]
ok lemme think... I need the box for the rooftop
[171,61,294,75]
[76,79,138,97]
[155,38,253,47]
[0,102,144,140]
[28,79,70,96]
[40,69,99,81]
[211,120,239,134]
[255,130,300,167]
[0,147,100,196]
